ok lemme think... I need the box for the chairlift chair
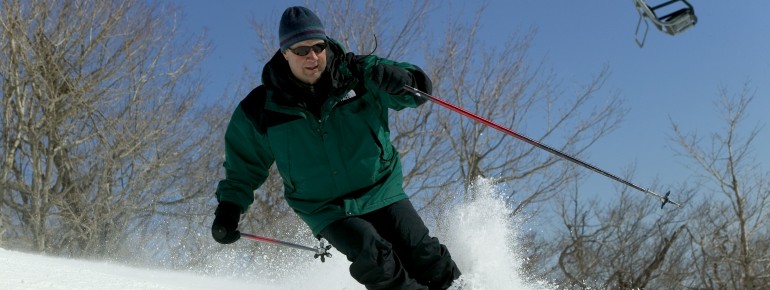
[633,0,697,47]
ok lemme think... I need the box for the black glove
[211,201,241,244]
[370,64,414,95]
[338,52,362,74]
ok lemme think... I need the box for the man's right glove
[370,63,414,95]
[211,201,241,244]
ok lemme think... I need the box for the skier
[211,6,461,290]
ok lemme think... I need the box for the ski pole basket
[633,0,697,47]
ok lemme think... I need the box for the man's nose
[306,50,320,60]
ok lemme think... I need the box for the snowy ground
[0,247,367,290]
[0,179,553,290]
[0,248,263,289]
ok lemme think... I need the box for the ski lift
[633,0,697,47]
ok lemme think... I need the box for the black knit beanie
[279,6,326,51]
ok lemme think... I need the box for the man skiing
[211,6,461,290]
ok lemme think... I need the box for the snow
[0,248,247,289]
[444,180,540,290]
[0,178,553,290]
[0,247,360,290]
[0,248,272,289]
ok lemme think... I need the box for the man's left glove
[211,201,241,244]
[370,63,414,95]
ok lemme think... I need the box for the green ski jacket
[215,38,432,235]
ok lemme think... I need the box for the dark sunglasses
[287,42,327,56]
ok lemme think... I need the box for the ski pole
[403,85,681,208]
[240,233,333,262]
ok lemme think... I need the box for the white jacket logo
[341,90,357,102]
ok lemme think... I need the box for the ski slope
[0,248,262,289]
[0,179,552,290]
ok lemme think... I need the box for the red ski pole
[240,233,332,262]
[403,85,680,208]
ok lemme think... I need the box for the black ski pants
[319,199,461,290]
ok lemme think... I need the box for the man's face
[282,39,327,85]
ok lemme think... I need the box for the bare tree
[423,5,626,217]
[0,0,212,258]
[546,181,691,289]
[536,83,769,290]
[672,83,770,290]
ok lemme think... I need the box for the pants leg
[366,200,461,290]
[320,215,427,290]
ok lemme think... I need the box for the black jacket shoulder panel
[239,86,301,134]
[239,86,267,133]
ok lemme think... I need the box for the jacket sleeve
[361,56,432,111]
[215,104,274,213]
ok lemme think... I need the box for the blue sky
[177,1,769,208]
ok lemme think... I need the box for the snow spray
[217,177,554,289]
[441,177,553,290]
